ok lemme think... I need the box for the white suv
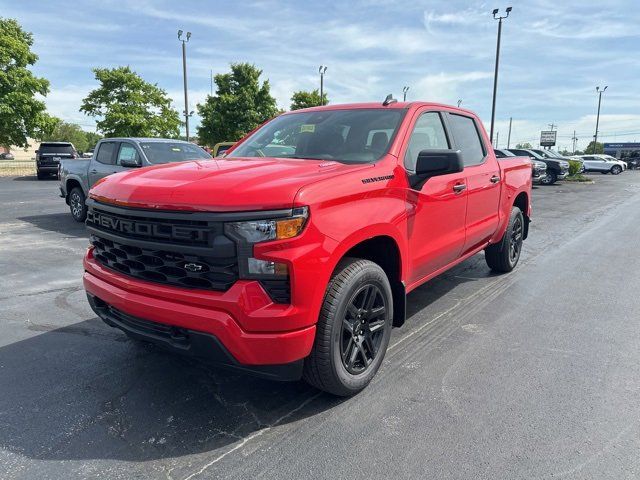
[579,155,624,175]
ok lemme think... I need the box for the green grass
[564,174,593,183]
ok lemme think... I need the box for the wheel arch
[513,191,530,240]
[335,234,406,328]
[65,178,84,204]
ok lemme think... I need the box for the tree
[290,89,328,110]
[583,141,604,154]
[515,142,533,149]
[197,63,278,146]
[42,119,90,152]
[84,131,102,151]
[0,17,55,148]
[80,66,180,137]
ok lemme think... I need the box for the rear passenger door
[88,141,119,187]
[446,113,501,252]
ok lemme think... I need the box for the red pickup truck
[83,101,532,396]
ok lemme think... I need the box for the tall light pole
[507,116,512,148]
[319,65,327,106]
[402,86,410,101]
[178,30,192,141]
[489,6,512,146]
[593,85,608,152]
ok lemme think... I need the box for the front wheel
[485,206,524,273]
[303,258,393,396]
[69,187,87,222]
[611,165,622,175]
[540,170,557,185]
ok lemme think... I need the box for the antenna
[382,94,397,106]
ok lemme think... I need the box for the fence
[0,160,37,177]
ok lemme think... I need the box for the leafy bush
[568,159,582,176]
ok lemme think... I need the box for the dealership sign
[540,130,557,147]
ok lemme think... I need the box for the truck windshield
[139,142,212,164]
[227,109,405,164]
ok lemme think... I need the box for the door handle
[490,175,500,183]
[90,169,98,174]
[453,183,467,193]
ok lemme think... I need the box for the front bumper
[83,249,316,378]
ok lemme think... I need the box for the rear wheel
[69,187,87,222]
[611,165,622,175]
[303,258,393,396]
[485,206,524,273]
[36,170,46,180]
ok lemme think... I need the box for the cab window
[95,142,116,165]
[448,114,486,166]
[403,112,449,171]
[117,144,140,165]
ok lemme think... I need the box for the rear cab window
[95,142,117,165]
[39,143,75,156]
[117,143,140,165]
[447,114,486,166]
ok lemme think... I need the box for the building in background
[604,142,640,160]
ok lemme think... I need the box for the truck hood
[89,157,370,211]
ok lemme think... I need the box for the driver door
[403,110,468,285]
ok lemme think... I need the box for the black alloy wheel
[341,284,387,375]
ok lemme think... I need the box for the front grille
[91,234,238,290]
[87,206,213,247]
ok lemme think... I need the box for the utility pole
[403,86,410,101]
[495,131,499,148]
[548,123,556,131]
[490,6,512,145]
[178,30,192,141]
[571,130,578,154]
[594,85,608,152]
[319,66,327,106]
[507,116,512,148]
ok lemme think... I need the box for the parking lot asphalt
[2,172,640,479]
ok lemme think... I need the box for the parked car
[82,150,93,158]
[212,142,235,157]
[532,149,585,173]
[83,101,532,396]
[35,142,77,179]
[59,138,212,221]
[0,152,15,160]
[598,154,626,170]
[507,148,569,185]
[495,148,546,184]
[579,155,624,174]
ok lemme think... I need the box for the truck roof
[285,101,477,116]
[98,138,192,143]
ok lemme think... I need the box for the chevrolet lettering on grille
[88,211,208,242]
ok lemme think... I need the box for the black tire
[541,170,557,185]
[303,258,393,396]
[485,206,524,273]
[611,165,622,175]
[69,187,87,222]
[36,170,45,180]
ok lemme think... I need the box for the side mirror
[415,149,464,177]
[35,150,39,154]
[120,157,141,168]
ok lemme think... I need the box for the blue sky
[3,0,639,150]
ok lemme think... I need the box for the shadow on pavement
[12,175,57,181]
[17,212,87,238]
[0,263,481,465]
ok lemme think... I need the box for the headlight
[225,206,308,244]
[225,206,309,278]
